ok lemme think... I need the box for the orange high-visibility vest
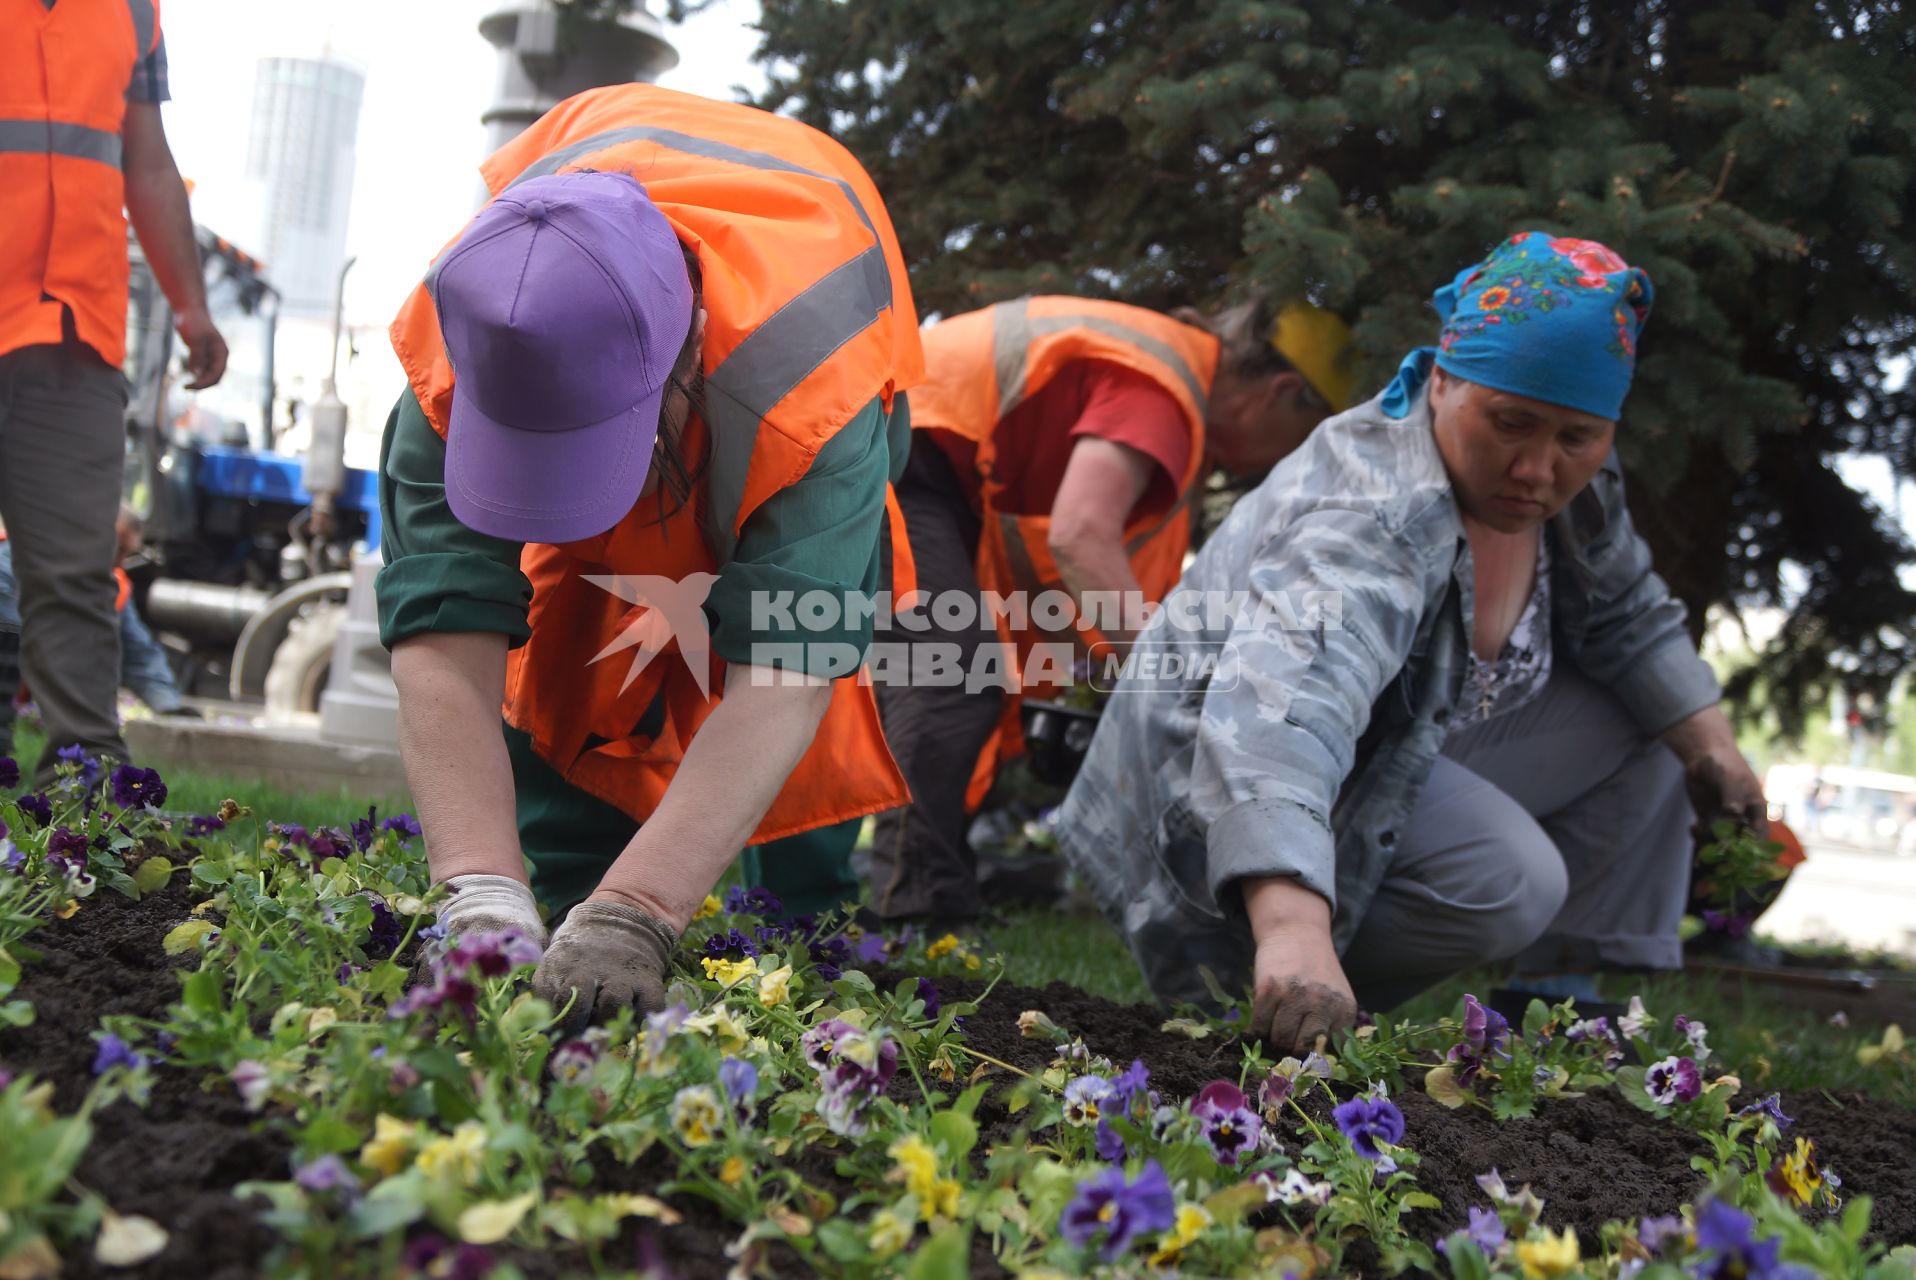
[908,296,1219,806]
[1,0,160,366]
[391,84,923,842]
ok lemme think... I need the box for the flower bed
[1,758,1914,1279]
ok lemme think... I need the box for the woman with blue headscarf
[1056,232,1766,1054]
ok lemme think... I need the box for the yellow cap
[1270,301,1358,412]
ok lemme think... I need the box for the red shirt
[933,360,1192,519]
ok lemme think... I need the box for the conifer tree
[742,0,1916,726]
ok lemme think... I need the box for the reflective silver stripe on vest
[505,123,895,555]
[126,0,156,55]
[991,297,1210,421]
[0,120,123,168]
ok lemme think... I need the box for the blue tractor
[122,226,383,719]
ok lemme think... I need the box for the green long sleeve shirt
[375,388,905,674]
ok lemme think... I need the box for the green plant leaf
[133,856,174,895]
[905,1224,970,1280]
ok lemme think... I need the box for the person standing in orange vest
[378,85,922,1023]
[1,0,226,782]
[864,295,1356,926]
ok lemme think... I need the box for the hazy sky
[161,1,771,331]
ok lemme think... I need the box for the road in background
[1758,840,1916,958]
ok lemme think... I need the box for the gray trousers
[866,435,1004,921]
[0,344,130,778]
[1340,668,1694,1011]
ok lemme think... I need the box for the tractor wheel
[262,603,345,718]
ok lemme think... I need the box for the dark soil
[0,883,284,1280]
[6,909,1913,1280]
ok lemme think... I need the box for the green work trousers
[504,723,862,919]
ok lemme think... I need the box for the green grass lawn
[10,722,413,833]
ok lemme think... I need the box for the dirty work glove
[437,874,549,950]
[1684,751,1769,843]
[1249,933,1359,1059]
[533,901,678,1031]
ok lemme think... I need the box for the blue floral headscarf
[1382,231,1655,421]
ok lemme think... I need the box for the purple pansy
[1063,1075,1114,1126]
[1639,1214,1687,1256]
[1693,1200,1814,1280]
[294,1153,361,1199]
[723,884,783,918]
[351,806,380,852]
[184,813,226,838]
[108,763,167,810]
[1108,1059,1151,1117]
[92,1033,146,1075]
[1736,1094,1793,1130]
[719,1056,758,1121]
[701,928,760,961]
[0,756,18,790]
[382,813,423,838]
[1448,994,1511,1083]
[1332,1095,1405,1160]
[1094,1116,1125,1162]
[402,1235,495,1280]
[1440,1205,1506,1257]
[1058,1160,1176,1262]
[915,977,941,1017]
[1645,1055,1703,1105]
[391,930,543,1021]
[15,792,50,828]
[1190,1079,1262,1166]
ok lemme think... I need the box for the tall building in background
[245,56,365,320]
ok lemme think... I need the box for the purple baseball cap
[432,170,695,543]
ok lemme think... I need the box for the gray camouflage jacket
[1056,372,1721,1008]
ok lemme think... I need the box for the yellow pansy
[701,956,755,987]
[359,1114,420,1178]
[868,1207,915,1257]
[758,964,794,1008]
[417,1121,488,1185]
[692,894,723,921]
[720,1154,748,1186]
[925,934,960,961]
[889,1135,940,1198]
[963,953,981,971]
[1150,1203,1212,1266]
[1517,1226,1580,1278]
[672,1085,724,1148]
[687,1007,749,1053]
[1771,1137,1824,1208]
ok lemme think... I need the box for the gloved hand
[1250,930,1359,1059]
[1684,748,1769,840]
[436,874,549,950]
[532,900,678,1029]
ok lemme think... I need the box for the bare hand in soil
[1250,933,1359,1058]
[532,900,678,1033]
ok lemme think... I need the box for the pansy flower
[1258,1167,1333,1207]
[671,1085,725,1147]
[1693,1200,1814,1280]
[1062,1075,1113,1127]
[1331,1095,1404,1160]
[92,1033,146,1075]
[1645,1055,1703,1106]
[718,1056,759,1123]
[1190,1080,1261,1166]
[1058,1160,1175,1262]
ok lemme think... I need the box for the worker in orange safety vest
[379,84,923,1024]
[1,0,226,782]
[863,295,1358,925]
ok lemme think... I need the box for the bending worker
[3,0,226,781]
[866,295,1355,926]
[377,84,921,1021]
[1059,233,1767,1054]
